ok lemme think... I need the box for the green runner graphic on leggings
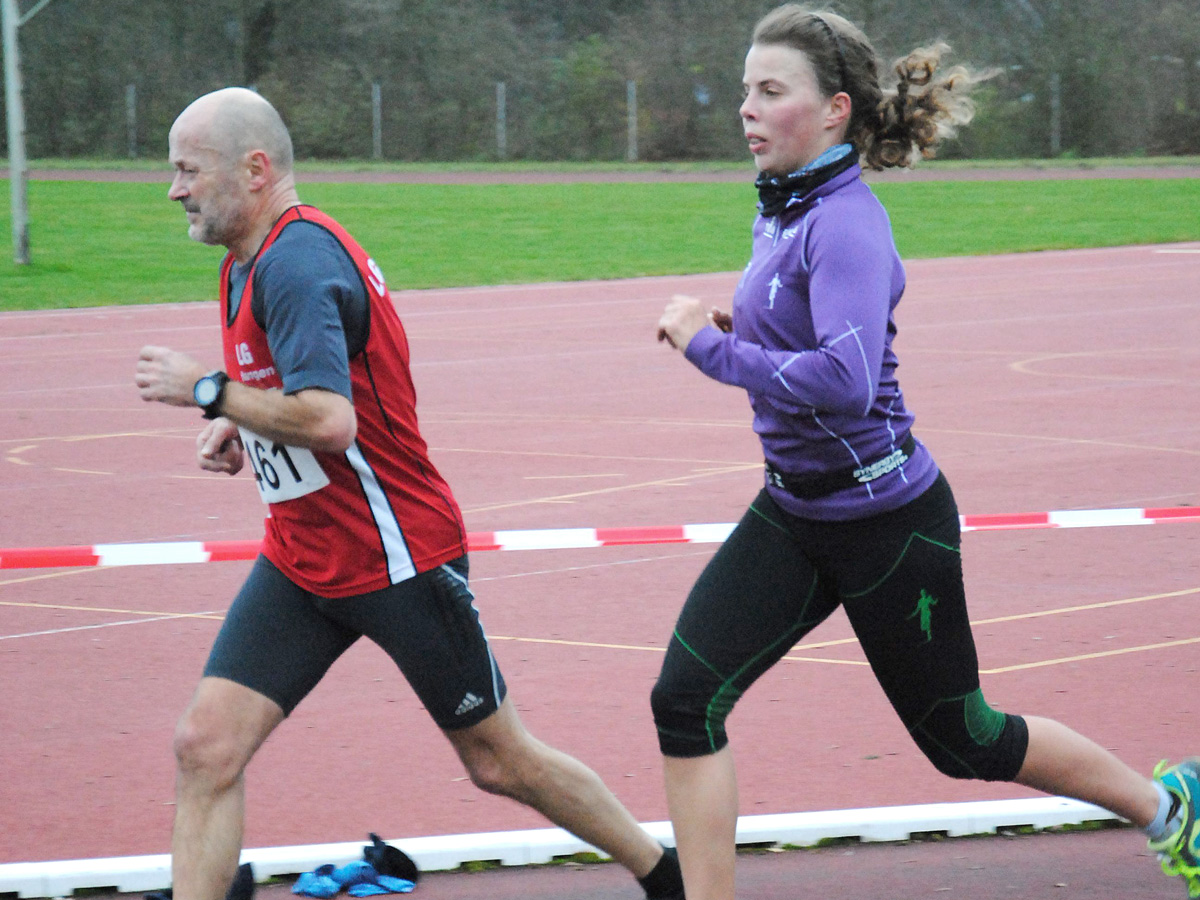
[908,589,939,642]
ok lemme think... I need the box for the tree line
[4,0,1198,163]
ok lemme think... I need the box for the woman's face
[740,42,843,176]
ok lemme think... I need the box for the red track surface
[1,243,1198,897]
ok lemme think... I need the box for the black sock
[637,846,684,899]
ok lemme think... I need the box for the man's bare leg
[171,677,284,900]
[445,698,667,880]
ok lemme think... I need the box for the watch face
[195,377,219,406]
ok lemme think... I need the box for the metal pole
[495,81,506,160]
[1049,71,1062,156]
[125,83,137,159]
[371,83,382,160]
[3,0,30,264]
[626,80,637,162]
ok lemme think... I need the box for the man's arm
[135,344,356,453]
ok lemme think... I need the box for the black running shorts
[204,554,506,729]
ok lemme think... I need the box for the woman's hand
[658,294,728,349]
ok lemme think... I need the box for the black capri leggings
[651,474,1028,782]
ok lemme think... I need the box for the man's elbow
[302,393,357,452]
[315,411,356,452]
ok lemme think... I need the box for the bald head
[168,88,301,260]
[172,87,294,175]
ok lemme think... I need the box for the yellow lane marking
[427,412,748,429]
[524,474,624,480]
[771,586,1200,655]
[5,444,34,465]
[0,428,191,446]
[1,597,1192,676]
[437,444,754,466]
[464,470,759,515]
[918,426,1200,458]
[973,585,1200,625]
[2,572,1194,677]
[981,636,1200,675]
[491,635,662,653]
[489,635,865,667]
[0,598,225,620]
[2,429,197,472]
[0,569,101,588]
[1010,350,1182,383]
[781,654,869,667]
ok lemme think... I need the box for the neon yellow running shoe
[1149,759,1200,899]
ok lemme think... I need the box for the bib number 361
[238,425,330,504]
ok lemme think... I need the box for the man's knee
[173,706,244,787]
[911,690,1029,782]
[461,752,519,796]
[448,703,539,799]
[173,680,281,788]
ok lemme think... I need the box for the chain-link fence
[4,0,1198,162]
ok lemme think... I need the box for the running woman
[652,6,1199,899]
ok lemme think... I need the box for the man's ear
[245,149,271,191]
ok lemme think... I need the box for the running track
[1,242,1198,897]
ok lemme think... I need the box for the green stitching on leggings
[704,595,814,751]
[964,687,1005,746]
[910,723,981,779]
[748,500,791,535]
[905,689,1006,779]
[670,629,728,680]
[673,570,820,752]
[843,531,959,599]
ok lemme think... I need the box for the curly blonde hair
[752,5,995,169]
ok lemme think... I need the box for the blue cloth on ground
[292,865,341,899]
[292,861,414,897]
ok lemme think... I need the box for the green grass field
[1,173,1197,311]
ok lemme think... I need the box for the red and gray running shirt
[218,204,466,598]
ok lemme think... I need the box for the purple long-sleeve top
[684,164,940,521]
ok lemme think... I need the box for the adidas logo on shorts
[455,692,484,717]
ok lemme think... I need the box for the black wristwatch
[193,370,230,420]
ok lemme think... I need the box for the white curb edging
[0,797,1120,898]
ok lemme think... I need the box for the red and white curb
[0,505,1196,570]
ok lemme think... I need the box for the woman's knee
[650,673,733,758]
[911,691,1029,782]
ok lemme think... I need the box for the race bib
[238,426,330,504]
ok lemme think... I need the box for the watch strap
[197,370,230,420]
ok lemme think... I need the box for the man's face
[167,119,246,248]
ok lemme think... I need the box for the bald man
[135,88,685,900]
